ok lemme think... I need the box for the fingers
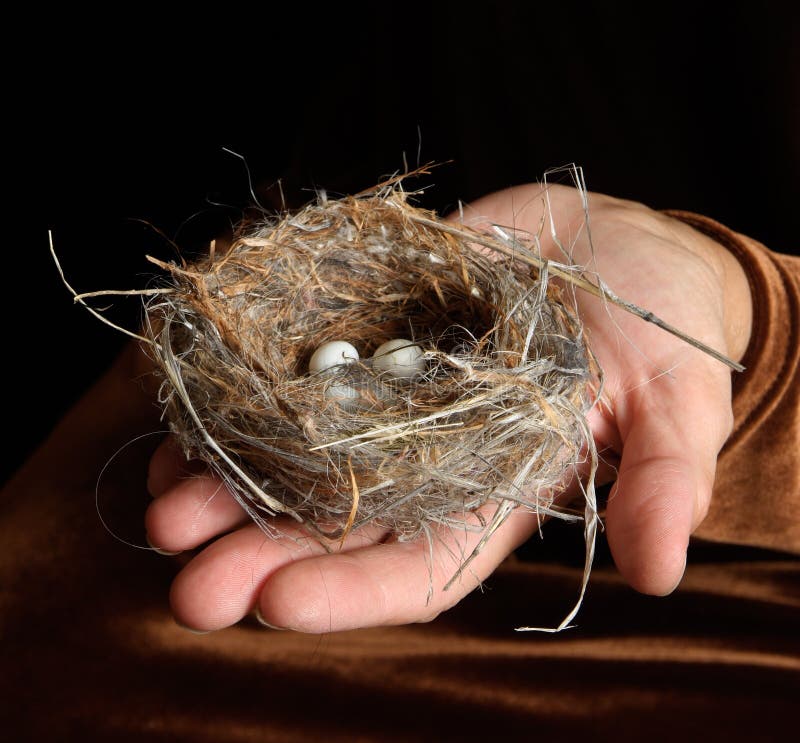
[147,436,533,634]
[169,521,388,632]
[145,472,250,553]
[145,435,249,553]
[150,427,551,633]
[605,362,733,595]
[256,505,539,634]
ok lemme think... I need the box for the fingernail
[145,535,183,556]
[175,619,212,635]
[254,605,286,631]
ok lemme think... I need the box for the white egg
[372,338,425,380]
[308,341,359,373]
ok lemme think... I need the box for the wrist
[696,230,753,363]
[662,211,754,364]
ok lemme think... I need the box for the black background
[7,2,799,484]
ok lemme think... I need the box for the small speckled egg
[372,339,425,380]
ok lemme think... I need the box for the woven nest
[144,181,599,561]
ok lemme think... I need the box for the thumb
[605,363,733,595]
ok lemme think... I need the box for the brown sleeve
[665,211,800,554]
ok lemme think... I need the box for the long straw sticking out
[49,231,157,346]
[407,216,745,373]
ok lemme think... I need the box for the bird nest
[143,181,599,561]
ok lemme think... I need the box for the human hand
[145,183,752,632]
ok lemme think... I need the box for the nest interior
[145,185,597,546]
